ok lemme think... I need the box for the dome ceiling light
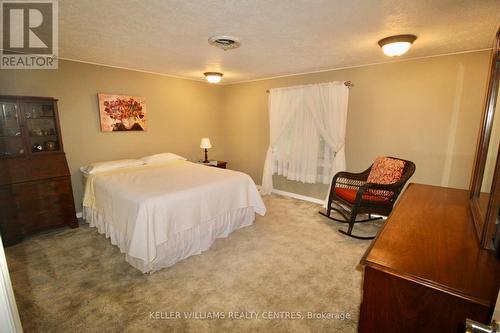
[378,34,417,57]
[204,72,223,84]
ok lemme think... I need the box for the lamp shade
[200,137,212,149]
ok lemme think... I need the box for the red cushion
[334,187,389,204]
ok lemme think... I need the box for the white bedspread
[82,160,266,272]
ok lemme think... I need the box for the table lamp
[200,137,212,163]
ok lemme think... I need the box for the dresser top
[361,183,499,306]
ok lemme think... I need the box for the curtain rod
[266,81,353,93]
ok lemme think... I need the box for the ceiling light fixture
[204,72,223,84]
[378,34,417,57]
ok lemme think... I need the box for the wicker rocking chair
[319,157,415,239]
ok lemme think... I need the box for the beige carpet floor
[5,195,382,333]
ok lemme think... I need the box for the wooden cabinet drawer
[16,192,73,212]
[18,200,74,219]
[0,186,17,220]
[0,177,78,246]
[13,178,72,199]
[20,205,75,233]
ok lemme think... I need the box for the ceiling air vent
[208,35,241,50]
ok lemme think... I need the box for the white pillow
[140,152,187,164]
[80,159,145,174]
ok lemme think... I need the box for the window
[261,81,349,198]
[272,113,335,184]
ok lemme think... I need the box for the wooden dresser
[0,96,78,246]
[359,183,499,332]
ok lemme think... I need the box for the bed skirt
[83,206,255,273]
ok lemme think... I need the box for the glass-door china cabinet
[0,98,62,157]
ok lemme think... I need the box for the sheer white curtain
[261,82,349,205]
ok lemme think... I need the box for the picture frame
[97,94,147,132]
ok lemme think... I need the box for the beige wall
[0,60,225,210]
[223,51,492,199]
[0,50,491,208]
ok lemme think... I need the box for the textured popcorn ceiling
[59,0,500,83]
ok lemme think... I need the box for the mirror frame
[469,27,500,249]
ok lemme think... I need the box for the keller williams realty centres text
[150,311,351,321]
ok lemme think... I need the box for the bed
[82,159,266,273]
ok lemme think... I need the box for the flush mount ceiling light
[378,34,417,57]
[208,35,241,51]
[204,72,223,84]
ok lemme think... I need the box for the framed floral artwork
[98,94,147,132]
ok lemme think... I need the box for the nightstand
[213,161,227,169]
[198,161,227,169]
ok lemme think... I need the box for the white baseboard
[256,185,324,205]
[271,189,324,205]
